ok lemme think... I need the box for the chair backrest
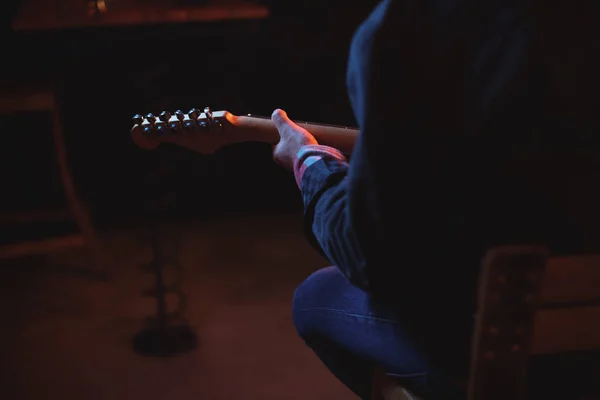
[467,246,600,400]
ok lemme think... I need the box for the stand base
[132,324,198,357]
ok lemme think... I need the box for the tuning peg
[182,110,197,130]
[141,121,154,135]
[159,111,172,122]
[169,110,184,131]
[204,106,213,123]
[132,114,144,125]
[146,113,156,124]
[155,120,168,135]
[188,108,199,120]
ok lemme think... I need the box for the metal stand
[131,147,197,357]
[132,231,197,357]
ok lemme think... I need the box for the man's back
[339,0,600,372]
[345,0,599,296]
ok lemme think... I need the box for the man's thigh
[292,266,433,378]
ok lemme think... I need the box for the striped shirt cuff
[293,145,348,188]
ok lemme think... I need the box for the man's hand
[271,109,318,171]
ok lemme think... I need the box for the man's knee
[292,266,344,339]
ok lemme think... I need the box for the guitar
[130,107,359,155]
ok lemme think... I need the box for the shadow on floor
[0,212,355,400]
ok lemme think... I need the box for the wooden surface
[0,88,54,113]
[467,247,547,400]
[0,234,85,258]
[532,253,600,354]
[0,209,73,224]
[467,247,600,399]
[532,305,600,355]
[233,114,359,155]
[12,0,270,31]
[540,254,600,305]
[0,86,104,277]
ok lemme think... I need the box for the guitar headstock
[130,107,238,154]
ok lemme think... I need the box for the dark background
[0,0,378,233]
[0,5,599,399]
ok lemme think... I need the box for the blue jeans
[292,266,468,399]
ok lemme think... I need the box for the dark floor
[0,212,355,400]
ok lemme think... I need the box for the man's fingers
[271,109,291,135]
[271,109,290,128]
[272,142,286,167]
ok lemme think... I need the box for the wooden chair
[0,84,108,278]
[374,246,600,400]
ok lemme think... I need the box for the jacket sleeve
[294,0,408,291]
[293,145,370,288]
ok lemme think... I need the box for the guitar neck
[229,114,359,154]
[131,109,360,155]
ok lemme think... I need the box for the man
[270,0,597,398]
